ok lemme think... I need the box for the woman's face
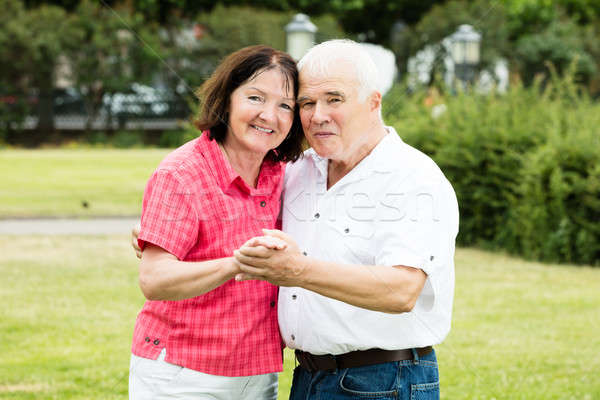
[225,68,295,157]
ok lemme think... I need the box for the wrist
[291,252,309,286]
[223,257,239,280]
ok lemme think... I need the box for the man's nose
[311,102,329,125]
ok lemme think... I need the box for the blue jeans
[289,349,439,400]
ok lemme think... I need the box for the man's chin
[307,142,336,157]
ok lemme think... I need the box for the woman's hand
[240,232,289,251]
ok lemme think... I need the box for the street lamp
[285,14,317,61]
[450,24,481,86]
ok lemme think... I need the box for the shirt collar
[303,148,328,179]
[364,126,405,173]
[196,130,283,196]
[303,126,404,183]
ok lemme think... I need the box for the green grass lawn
[0,236,598,399]
[0,149,169,217]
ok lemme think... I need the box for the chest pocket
[325,218,376,265]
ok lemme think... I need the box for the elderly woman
[128,45,303,400]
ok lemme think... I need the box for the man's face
[297,63,373,163]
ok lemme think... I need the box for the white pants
[129,349,278,400]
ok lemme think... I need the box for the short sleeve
[138,169,199,260]
[375,177,459,310]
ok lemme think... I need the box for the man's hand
[233,229,305,286]
[132,222,142,259]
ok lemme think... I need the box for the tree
[159,5,345,94]
[66,0,161,130]
[0,0,29,133]
[23,0,446,46]
[0,0,80,132]
[131,0,216,23]
[407,0,510,86]
[515,15,596,86]
[502,0,600,36]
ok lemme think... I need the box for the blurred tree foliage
[407,0,600,94]
[5,0,600,128]
[196,5,344,62]
[515,15,597,86]
[0,0,346,136]
[66,0,161,130]
[0,0,30,133]
[22,0,441,43]
[503,0,600,34]
[18,0,600,95]
[407,0,510,85]
[0,0,80,131]
[1,0,160,132]
[141,5,344,105]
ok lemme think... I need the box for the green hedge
[510,131,600,265]
[384,77,600,265]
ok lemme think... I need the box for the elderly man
[233,39,458,400]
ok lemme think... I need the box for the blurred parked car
[1,88,85,115]
[54,88,86,115]
[102,83,189,119]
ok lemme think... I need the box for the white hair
[297,39,381,102]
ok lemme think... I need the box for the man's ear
[369,91,382,113]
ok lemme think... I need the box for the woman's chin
[247,139,283,156]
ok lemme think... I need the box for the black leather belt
[295,347,433,372]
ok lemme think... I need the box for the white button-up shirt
[279,127,459,355]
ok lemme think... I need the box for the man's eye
[329,98,341,103]
[301,102,314,109]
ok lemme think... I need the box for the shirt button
[292,294,297,300]
[291,334,295,341]
[260,201,266,207]
[153,339,160,345]
[270,300,276,307]
[344,228,350,234]
[144,337,150,342]
[314,212,320,219]
[302,251,307,256]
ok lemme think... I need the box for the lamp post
[285,14,317,61]
[450,24,481,86]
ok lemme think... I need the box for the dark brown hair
[195,45,303,163]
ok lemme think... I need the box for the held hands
[233,229,306,287]
[130,223,305,286]
[129,223,284,260]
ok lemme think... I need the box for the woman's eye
[280,103,293,111]
[248,96,262,102]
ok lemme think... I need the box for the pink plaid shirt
[132,131,285,376]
